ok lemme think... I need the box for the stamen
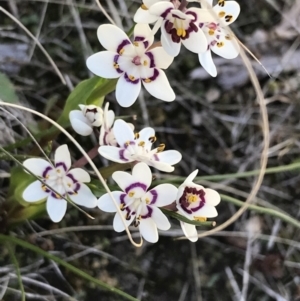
[194,217,207,222]
[138,141,145,147]
[157,143,165,152]
[134,132,140,139]
[128,191,135,197]
[217,42,224,47]
[141,3,148,10]
[225,15,233,22]
[145,198,150,204]
[113,62,119,69]
[133,41,139,47]
[149,136,156,143]
[119,48,125,55]
[218,0,225,7]
[144,78,151,83]
[225,35,231,40]
[208,29,215,35]
[129,75,135,81]
[218,11,225,17]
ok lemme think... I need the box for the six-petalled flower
[98,162,178,243]
[22,145,97,222]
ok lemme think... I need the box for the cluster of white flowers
[22,0,241,243]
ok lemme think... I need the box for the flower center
[179,186,206,214]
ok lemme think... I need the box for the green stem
[0,235,139,301]
[221,194,300,229]
[7,242,26,301]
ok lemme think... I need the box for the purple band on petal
[66,173,78,183]
[134,36,144,42]
[51,191,66,199]
[124,141,135,149]
[143,68,159,82]
[119,149,129,161]
[161,7,172,19]
[141,205,153,219]
[149,189,158,205]
[145,51,155,68]
[114,54,123,74]
[171,12,185,20]
[125,182,147,194]
[124,73,140,84]
[68,182,81,195]
[42,166,53,178]
[143,41,149,49]
[186,11,197,22]
[55,162,68,171]
[153,154,159,161]
[116,39,130,54]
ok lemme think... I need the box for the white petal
[199,0,213,9]
[184,169,198,184]
[98,145,131,163]
[198,50,217,77]
[22,180,48,202]
[194,205,218,218]
[55,145,71,171]
[134,23,154,46]
[139,218,158,243]
[204,188,221,206]
[46,196,67,223]
[142,69,175,102]
[211,36,240,59]
[86,52,122,79]
[134,7,159,24]
[138,127,155,141]
[150,47,174,69]
[68,184,97,208]
[213,1,240,26]
[155,150,182,165]
[181,26,208,54]
[132,162,152,189]
[150,161,174,172]
[69,111,93,136]
[67,168,90,183]
[113,211,133,232]
[161,28,181,57]
[23,158,52,177]
[180,221,198,242]
[98,191,123,212]
[113,119,135,147]
[146,184,178,207]
[150,206,170,230]
[106,110,115,129]
[116,74,141,107]
[97,24,131,52]
[112,171,135,192]
[148,1,173,17]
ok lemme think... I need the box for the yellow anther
[217,41,224,47]
[128,191,135,197]
[225,14,233,22]
[141,3,148,10]
[176,28,186,37]
[157,143,165,152]
[218,11,225,17]
[145,198,150,204]
[56,169,61,173]
[187,194,198,203]
[133,41,139,47]
[138,141,145,147]
[67,183,71,187]
[134,132,140,139]
[149,136,156,143]
[125,141,130,146]
[218,0,225,7]
[129,75,135,81]
[120,203,125,210]
[113,62,119,69]
[225,35,231,40]
[41,184,47,191]
[55,193,62,199]
[119,48,125,55]
[194,217,207,222]
[144,78,151,83]
[143,60,148,66]
[208,29,215,35]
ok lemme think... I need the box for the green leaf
[0,72,18,103]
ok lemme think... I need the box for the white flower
[198,0,240,77]
[134,0,167,24]
[176,169,220,242]
[22,145,97,222]
[86,23,175,107]
[98,162,178,243]
[99,103,134,146]
[148,1,208,56]
[98,119,182,172]
[69,104,103,136]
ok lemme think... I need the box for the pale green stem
[0,235,139,301]
[221,194,300,229]
[6,242,26,301]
